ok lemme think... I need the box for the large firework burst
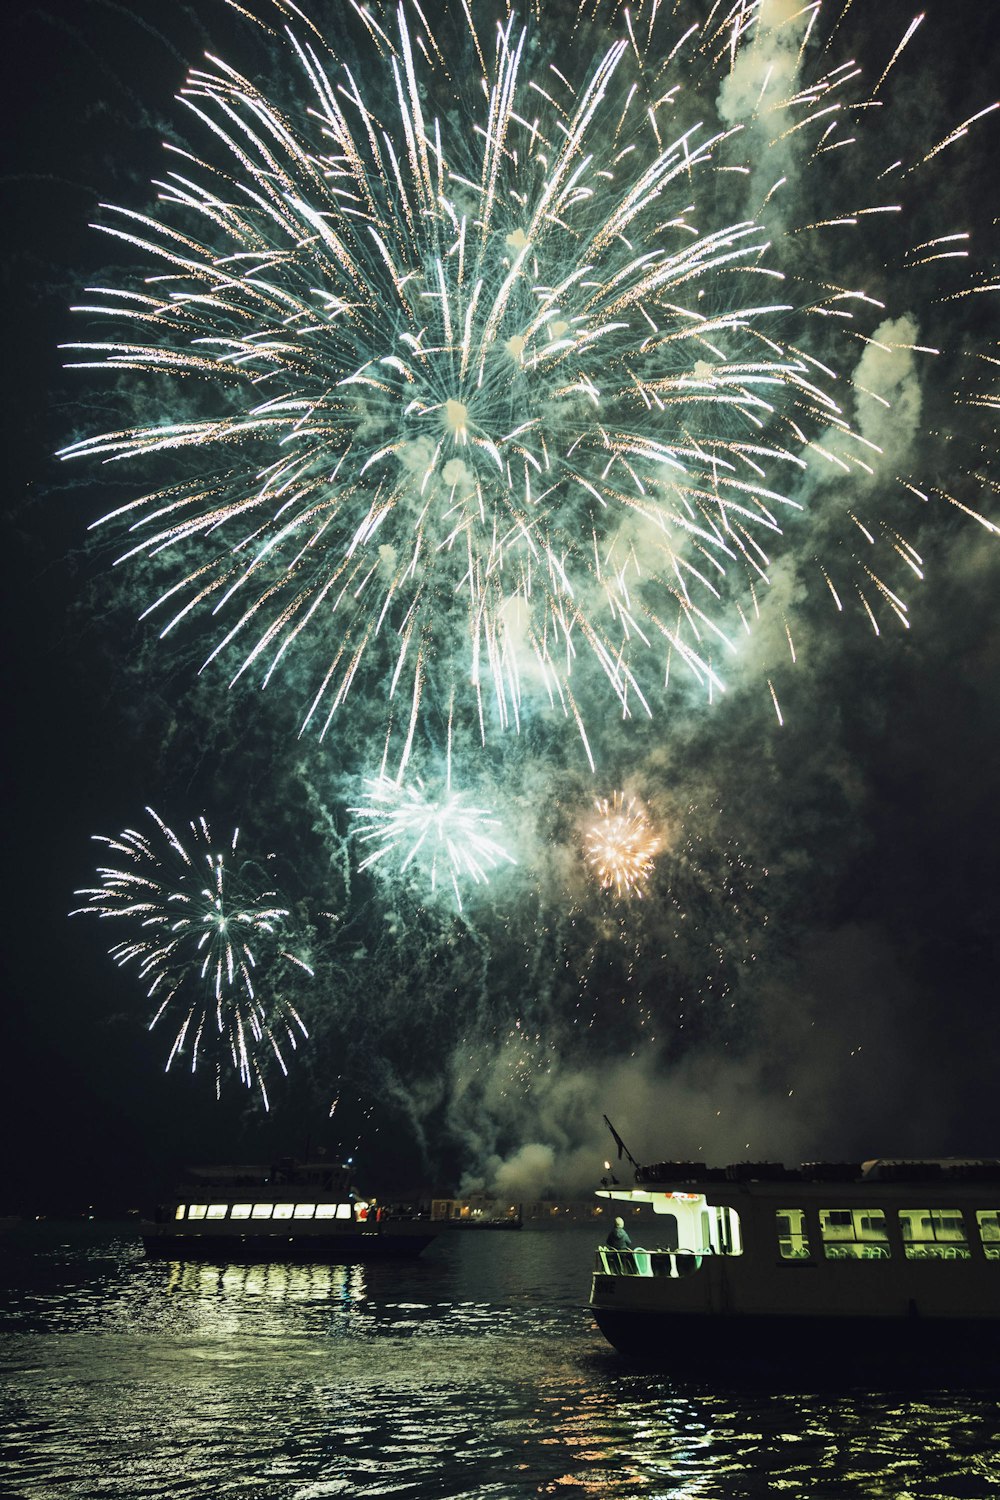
[72,808,314,1105]
[58,0,996,776]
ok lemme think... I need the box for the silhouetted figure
[605,1215,632,1251]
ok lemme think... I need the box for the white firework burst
[57,0,998,773]
[351,775,516,911]
[72,808,314,1105]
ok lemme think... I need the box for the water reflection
[163,1259,367,1305]
[519,1370,1000,1499]
[1,1225,998,1499]
[3,1330,999,1498]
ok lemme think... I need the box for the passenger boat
[141,1160,435,1261]
[589,1154,1000,1372]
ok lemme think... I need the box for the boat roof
[625,1157,1000,1188]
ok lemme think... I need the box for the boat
[589,1151,1000,1373]
[141,1159,436,1261]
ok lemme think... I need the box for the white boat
[141,1160,435,1261]
[589,1156,1000,1371]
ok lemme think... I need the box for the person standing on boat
[605,1216,632,1251]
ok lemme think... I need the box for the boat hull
[141,1226,435,1261]
[592,1306,1000,1379]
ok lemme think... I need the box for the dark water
[1,1223,999,1499]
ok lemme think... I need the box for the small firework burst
[585,793,658,899]
[72,808,313,1105]
[350,775,516,911]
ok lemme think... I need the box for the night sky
[3,0,998,1213]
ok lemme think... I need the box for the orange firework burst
[585,793,658,898]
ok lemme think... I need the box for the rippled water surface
[2,1221,999,1498]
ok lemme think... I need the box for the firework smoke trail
[72,808,314,1105]
[57,0,999,782]
[585,791,658,898]
[443,792,770,1179]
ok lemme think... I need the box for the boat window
[206,1204,228,1220]
[251,1203,274,1219]
[898,1208,970,1260]
[230,1204,252,1220]
[187,1204,208,1221]
[977,1210,1000,1260]
[776,1208,810,1259]
[273,1204,294,1220]
[293,1204,316,1219]
[714,1205,742,1255]
[336,1203,352,1220]
[174,1205,186,1221]
[655,1212,679,1250]
[682,1204,743,1255]
[314,1204,337,1219]
[819,1207,891,1259]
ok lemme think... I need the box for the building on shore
[431,1195,616,1226]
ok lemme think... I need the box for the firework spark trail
[55,0,996,777]
[72,808,314,1105]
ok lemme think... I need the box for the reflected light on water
[165,1260,367,1305]
[529,1377,728,1498]
[1,1224,998,1499]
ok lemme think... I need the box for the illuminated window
[314,1204,337,1219]
[293,1204,316,1219]
[977,1210,1000,1260]
[819,1207,890,1259]
[273,1204,294,1220]
[174,1205,186,1221]
[251,1203,274,1219]
[898,1209,970,1260]
[206,1204,228,1220]
[776,1208,810,1259]
[337,1203,353,1220]
[188,1204,208,1221]
[230,1204,252,1220]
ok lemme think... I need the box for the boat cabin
[590,1158,1000,1365]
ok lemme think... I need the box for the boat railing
[594,1247,704,1279]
